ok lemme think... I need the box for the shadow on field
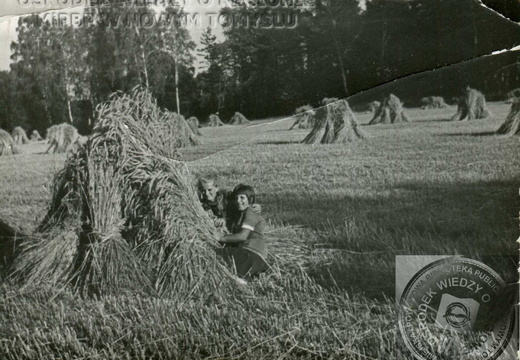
[439,130,498,137]
[257,140,301,145]
[270,179,518,237]
[264,128,294,133]
[269,179,518,299]
[412,117,453,122]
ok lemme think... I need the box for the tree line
[1,0,519,134]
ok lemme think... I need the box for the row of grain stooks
[289,87,520,144]
[0,104,252,156]
[0,123,80,156]
[2,87,519,156]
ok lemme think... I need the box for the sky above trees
[0,0,225,70]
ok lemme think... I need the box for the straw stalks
[31,130,43,141]
[302,99,365,144]
[451,87,490,121]
[207,114,224,127]
[12,126,30,145]
[45,123,79,154]
[421,96,447,109]
[0,129,19,156]
[230,112,250,125]
[11,87,233,299]
[497,91,520,135]
[187,116,202,136]
[290,105,316,130]
[369,94,409,125]
[367,101,381,113]
[321,97,339,106]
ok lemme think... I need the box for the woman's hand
[219,229,250,244]
[211,228,223,241]
[214,218,226,228]
[251,204,262,214]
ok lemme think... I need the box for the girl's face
[235,194,250,211]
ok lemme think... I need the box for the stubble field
[0,102,518,359]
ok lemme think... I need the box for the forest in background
[0,0,519,135]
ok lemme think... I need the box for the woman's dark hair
[232,184,256,205]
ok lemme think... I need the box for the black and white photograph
[0,0,518,358]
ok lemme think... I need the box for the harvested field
[0,101,517,359]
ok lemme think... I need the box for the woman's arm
[220,228,251,244]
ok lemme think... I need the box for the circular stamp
[398,257,516,360]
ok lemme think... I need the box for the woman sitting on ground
[214,184,269,279]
